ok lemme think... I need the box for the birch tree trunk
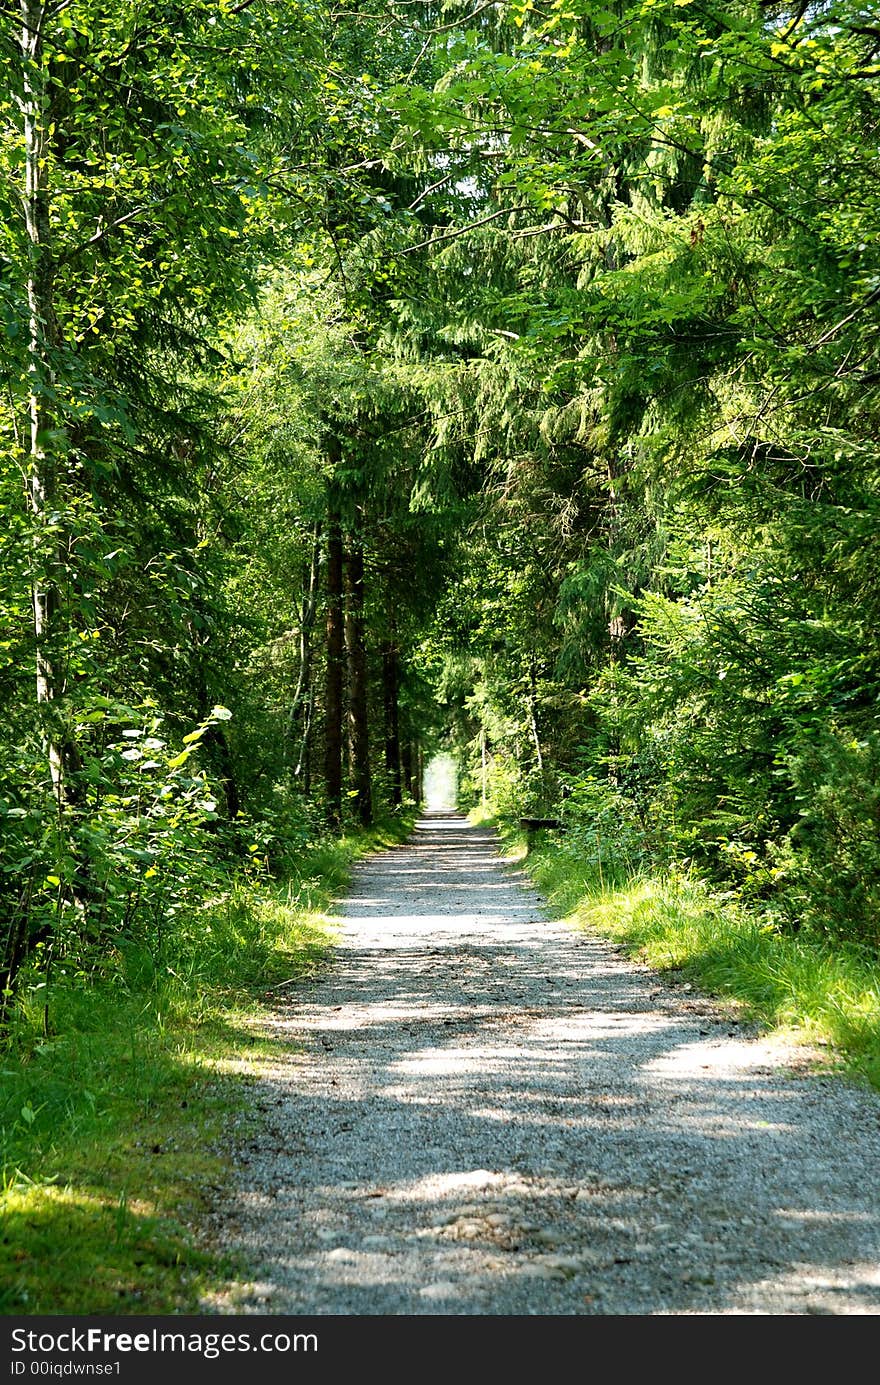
[21,0,64,805]
[526,655,543,776]
[344,533,372,827]
[323,480,344,827]
[401,740,413,800]
[289,522,322,787]
[381,634,402,807]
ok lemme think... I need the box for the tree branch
[399,204,532,254]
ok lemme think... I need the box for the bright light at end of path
[424,753,458,811]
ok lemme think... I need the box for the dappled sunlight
[0,1180,204,1315]
[339,911,548,933]
[205,817,880,1317]
[641,1035,801,1081]
[387,1044,594,1081]
[404,1169,510,1198]
[693,1261,880,1316]
[410,813,468,832]
[773,1207,874,1227]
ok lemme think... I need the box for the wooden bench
[519,816,565,847]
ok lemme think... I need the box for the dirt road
[206,816,880,1315]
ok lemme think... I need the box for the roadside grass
[0,815,412,1315]
[487,815,880,1092]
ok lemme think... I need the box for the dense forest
[3,0,880,1032]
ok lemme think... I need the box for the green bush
[773,729,880,946]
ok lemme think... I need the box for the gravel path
[205,816,880,1316]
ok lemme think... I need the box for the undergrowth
[0,814,412,1315]
[484,812,880,1093]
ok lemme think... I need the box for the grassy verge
[0,815,413,1315]
[486,813,880,1092]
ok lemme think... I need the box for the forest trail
[205,817,880,1316]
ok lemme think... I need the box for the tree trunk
[401,741,413,800]
[381,636,402,806]
[202,723,240,820]
[344,534,372,827]
[22,0,64,806]
[289,522,322,788]
[323,481,344,827]
[526,654,543,775]
[191,588,240,823]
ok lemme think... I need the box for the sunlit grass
[0,813,413,1314]
[490,817,880,1092]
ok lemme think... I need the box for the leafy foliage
[2,0,880,1025]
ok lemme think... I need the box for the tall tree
[323,469,345,827]
[344,524,372,826]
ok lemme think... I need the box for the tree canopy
[3,0,880,1007]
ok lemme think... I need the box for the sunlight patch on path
[205,815,880,1317]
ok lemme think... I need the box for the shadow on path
[207,817,880,1316]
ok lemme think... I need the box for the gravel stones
[203,816,880,1316]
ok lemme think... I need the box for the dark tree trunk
[202,723,240,820]
[323,483,345,827]
[344,534,372,827]
[381,636,402,806]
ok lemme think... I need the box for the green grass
[489,816,880,1092]
[0,814,413,1315]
